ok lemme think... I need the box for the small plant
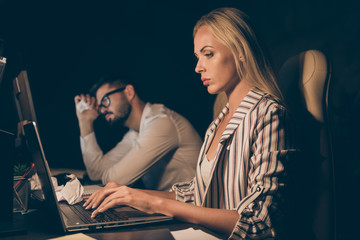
[13,163,30,176]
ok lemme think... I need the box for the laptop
[23,121,173,232]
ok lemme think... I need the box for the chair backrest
[213,92,227,119]
[279,49,336,240]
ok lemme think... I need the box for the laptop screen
[23,121,66,232]
[23,121,173,233]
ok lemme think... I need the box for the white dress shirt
[80,103,202,191]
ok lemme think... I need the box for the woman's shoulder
[254,93,288,115]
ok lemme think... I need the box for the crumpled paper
[55,174,84,205]
[76,100,92,113]
[30,173,84,205]
[30,173,42,191]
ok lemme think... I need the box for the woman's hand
[83,182,162,218]
[83,182,121,210]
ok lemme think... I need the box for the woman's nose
[195,60,204,73]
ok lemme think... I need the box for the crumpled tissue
[30,173,84,205]
[55,174,84,205]
[76,100,92,113]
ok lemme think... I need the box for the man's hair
[90,73,143,99]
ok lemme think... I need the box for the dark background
[0,0,359,239]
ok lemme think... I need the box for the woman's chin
[207,86,221,95]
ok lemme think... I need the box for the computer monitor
[13,70,37,122]
[0,57,26,236]
[0,56,5,85]
[0,129,14,225]
[0,56,12,226]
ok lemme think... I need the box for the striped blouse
[172,89,298,239]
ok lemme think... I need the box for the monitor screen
[13,70,37,122]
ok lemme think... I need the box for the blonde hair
[193,8,283,102]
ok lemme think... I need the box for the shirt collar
[138,102,151,133]
[210,88,264,142]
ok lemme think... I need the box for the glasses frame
[98,86,126,112]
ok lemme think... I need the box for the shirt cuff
[80,132,96,153]
[171,179,196,205]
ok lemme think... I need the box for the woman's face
[194,26,239,95]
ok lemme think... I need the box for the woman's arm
[141,189,176,199]
[86,184,239,236]
[160,198,239,236]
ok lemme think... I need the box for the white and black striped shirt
[172,89,298,239]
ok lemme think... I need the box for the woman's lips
[202,78,210,86]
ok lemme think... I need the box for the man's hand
[74,94,98,137]
[74,94,98,122]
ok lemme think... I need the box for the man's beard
[107,102,131,127]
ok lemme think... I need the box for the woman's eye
[204,52,213,57]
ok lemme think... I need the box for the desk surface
[2,207,225,240]
[1,168,225,239]
[51,168,87,180]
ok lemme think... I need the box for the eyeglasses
[98,86,126,112]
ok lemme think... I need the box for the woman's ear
[239,54,245,62]
[239,47,245,62]
[124,84,136,102]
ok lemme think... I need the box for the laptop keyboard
[68,201,155,224]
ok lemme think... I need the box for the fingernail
[92,204,96,209]
[98,208,103,213]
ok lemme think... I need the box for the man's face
[96,84,131,125]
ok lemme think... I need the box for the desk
[2,204,225,240]
[1,168,225,239]
[50,168,87,181]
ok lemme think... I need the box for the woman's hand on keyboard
[83,182,121,210]
[85,183,162,218]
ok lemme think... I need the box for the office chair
[279,49,336,240]
[213,92,227,119]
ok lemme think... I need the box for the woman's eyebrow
[194,45,214,56]
[200,45,213,53]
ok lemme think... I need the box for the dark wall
[0,1,359,238]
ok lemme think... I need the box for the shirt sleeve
[100,114,179,185]
[171,178,196,205]
[80,131,133,181]
[230,104,297,239]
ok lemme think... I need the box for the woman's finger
[91,198,121,218]
[90,188,119,209]
[84,189,101,208]
[84,182,121,208]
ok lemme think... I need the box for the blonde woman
[85,8,297,239]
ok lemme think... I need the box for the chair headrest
[280,49,329,122]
